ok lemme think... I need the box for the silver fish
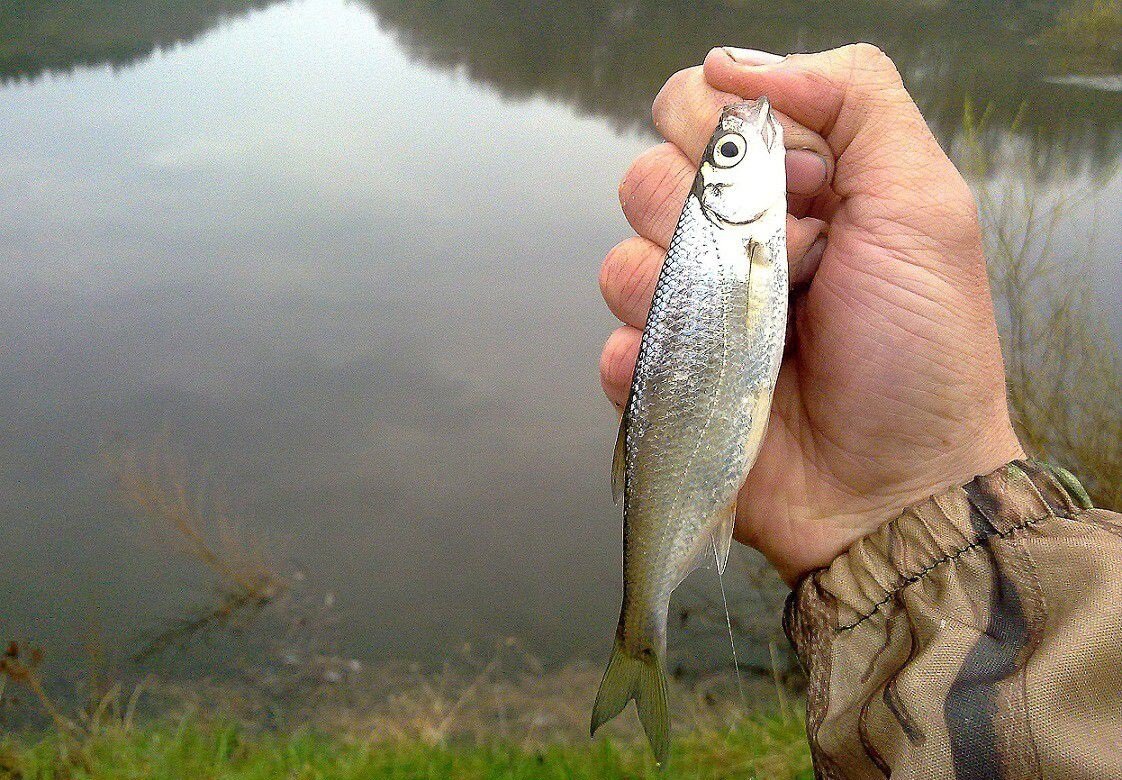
[591,99,788,763]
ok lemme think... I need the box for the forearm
[785,459,1122,780]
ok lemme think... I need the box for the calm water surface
[1,0,1119,673]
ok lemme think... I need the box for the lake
[1,0,1119,678]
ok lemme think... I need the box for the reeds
[958,101,1122,510]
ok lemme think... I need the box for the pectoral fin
[745,238,760,294]
[745,237,761,267]
[744,239,772,327]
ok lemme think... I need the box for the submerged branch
[104,444,289,662]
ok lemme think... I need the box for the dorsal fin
[611,412,627,504]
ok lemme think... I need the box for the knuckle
[949,176,983,241]
[617,164,635,203]
[599,240,629,300]
[616,243,656,314]
[618,258,649,313]
[654,67,694,108]
[652,66,706,130]
[619,146,687,225]
[598,343,615,384]
[848,42,893,71]
[962,187,981,223]
[599,331,636,388]
[618,147,662,203]
[928,164,979,220]
[599,340,623,385]
[842,42,903,90]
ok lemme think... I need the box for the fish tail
[590,637,670,764]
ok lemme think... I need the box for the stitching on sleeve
[836,514,1048,633]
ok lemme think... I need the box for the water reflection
[6,0,1121,176]
[0,0,1117,675]
[1,1,277,84]
[0,0,638,671]
[368,0,1122,176]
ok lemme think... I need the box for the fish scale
[592,99,788,764]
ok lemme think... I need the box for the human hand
[599,44,1024,584]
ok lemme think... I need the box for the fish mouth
[697,186,767,226]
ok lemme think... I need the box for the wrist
[785,458,1091,634]
[783,427,1027,585]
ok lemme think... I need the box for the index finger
[702,45,911,155]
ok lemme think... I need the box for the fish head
[695,98,785,227]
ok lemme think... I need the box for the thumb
[703,44,977,255]
[703,44,954,200]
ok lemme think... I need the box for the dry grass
[158,637,793,752]
[957,102,1122,510]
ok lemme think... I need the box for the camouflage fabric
[784,460,1121,780]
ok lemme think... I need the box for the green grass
[0,711,811,780]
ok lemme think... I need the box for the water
[1,0,1119,675]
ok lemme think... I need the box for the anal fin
[670,503,738,590]
[712,502,736,575]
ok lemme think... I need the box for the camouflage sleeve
[784,459,1122,780]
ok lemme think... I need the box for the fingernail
[785,149,830,196]
[722,47,785,66]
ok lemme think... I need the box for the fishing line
[714,543,746,712]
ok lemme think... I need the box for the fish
[591,99,788,764]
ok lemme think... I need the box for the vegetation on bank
[1,631,807,779]
[0,711,811,780]
[958,102,1122,511]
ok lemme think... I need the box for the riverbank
[0,645,809,778]
[0,709,810,779]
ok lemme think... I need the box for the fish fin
[590,637,671,765]
[611,412,627,505]
[745,238,762,278]
[669,504,737,590]
[712,503,736,576]
[744,239,761,328]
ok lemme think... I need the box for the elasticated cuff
[779,460,1122,779]
[784,459,1089,661]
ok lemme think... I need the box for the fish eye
[711,132,746,168]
